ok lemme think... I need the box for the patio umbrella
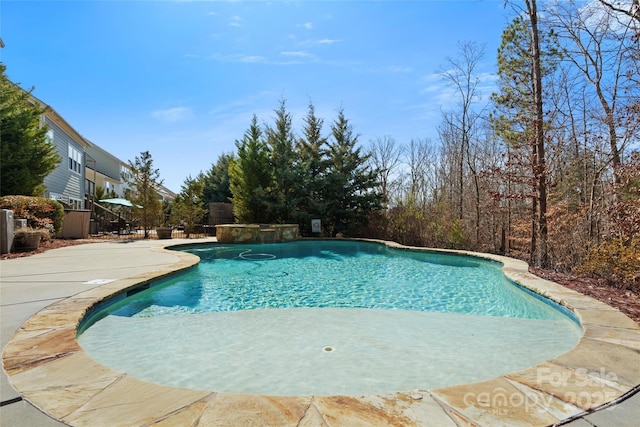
[99,198,142,208]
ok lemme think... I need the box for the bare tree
[438,41,486,222]
[598,0,640,24]
[404,138,435,207]
[369,135,402,206]
[546,0,639,184]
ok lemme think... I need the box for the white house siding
[85,142,130,198]
[85,146,121,183]
[43,117,86,208]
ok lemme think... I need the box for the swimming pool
[78,240,582,395]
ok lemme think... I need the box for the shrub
[0,195,65,234]
[448,218,466,250]
[577,237,640,291]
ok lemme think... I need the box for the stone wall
[216,224,299,243]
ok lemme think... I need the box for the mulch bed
[2,240,638,325]
[530,267,640,325]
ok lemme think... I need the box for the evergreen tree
[171,173,206,237]
[126,150,163,238]
[324,109,382,236]
[265,99,300,223]
[228,115,271,223]
[202,152,234,204]
[490,13,559,266]
[0,63,60,196]
[295,102,329,235]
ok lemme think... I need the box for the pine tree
[202,153,234,204]
[324,109,382,236]
[265,99,300,223]
[294,102,329,234]
[0,63,60,196]
[171,174,206,237]
[228,115,271,223]
[126,151,163,238]
[490,10,559,266]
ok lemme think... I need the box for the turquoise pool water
[78,240,582,395]
[92,240,573,320]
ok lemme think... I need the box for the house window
[69,198,83,209]
[85,179,95,196]
[121,166,131,182]
[68,145,83,174]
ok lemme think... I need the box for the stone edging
[2,240,639,426]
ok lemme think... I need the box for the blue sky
[2,0,512,192]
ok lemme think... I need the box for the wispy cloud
[367,65,413,74]
[281,51,312,58]
[579,0,636,33]
[208,91,276,125]
[419,70,497,112]
[211,52,316,66]
[387,65,412,73]
[229,15,241,27]
[298,38,341,47]
[299,22,314,30]
[211,53,268,63]
[151,107,193,123]
[421,72,461,108]
[317,38,340,45]
[241,55,267,63]
[475,72,498,101]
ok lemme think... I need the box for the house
[26,89,177,226]
[84,141,131,199]
[156,183,176,203]
[84,141,176,203]
[38,102,91,209]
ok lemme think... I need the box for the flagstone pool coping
[2,239,640,426]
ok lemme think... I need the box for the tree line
[361,0,638,286]
[205,100,382,237]
[154,1,640,287]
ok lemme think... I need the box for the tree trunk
[598,91,622,185]
[528,0,549,268]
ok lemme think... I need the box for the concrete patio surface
[1,238,209,426]
[1,238,639,426]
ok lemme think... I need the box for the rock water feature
[215,224,299,243]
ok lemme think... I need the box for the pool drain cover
[323,346,335,353]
